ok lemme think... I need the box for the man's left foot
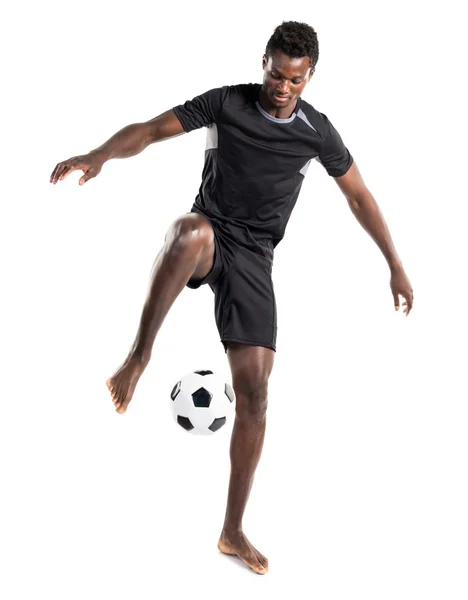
[218,530,269,574]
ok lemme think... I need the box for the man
[50,21,413,575]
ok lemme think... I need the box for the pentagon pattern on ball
[209,417,226,432]
[170,370,235,435]
[171,381,181,400]
[192,387,212,408]
[225,383,235,403]
[177,415,194,431]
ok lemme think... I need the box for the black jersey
[173,83,353,260]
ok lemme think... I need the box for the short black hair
[265,21,319,69]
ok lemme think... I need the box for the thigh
[215,247,277,352]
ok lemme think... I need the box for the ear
[308,68,315,81]
[262,55,267,69]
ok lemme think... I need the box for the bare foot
[218,530,268,575]
[106,355,149,414]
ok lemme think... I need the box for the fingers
[50,162,77,184]
[397,294,414,316]
[404,291,414,316]
[50,161,69,183]
[393,294,400,311]
[56,164,72,182]
[50,157,87,184]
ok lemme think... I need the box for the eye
[271,73,280,79]
[293,80,302,85]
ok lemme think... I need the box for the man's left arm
[334,161,414,316]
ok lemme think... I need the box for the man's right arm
[91,109,185,161]
[50,109,185,185]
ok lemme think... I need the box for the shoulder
[221,82,261,105]
[297,98,335,140]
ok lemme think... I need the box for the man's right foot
[218,530,269,575]
[106,355,149,414]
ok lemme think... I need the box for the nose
[276,80,290,95]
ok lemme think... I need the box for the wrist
[389,257,403,273]
[89,148,109,163]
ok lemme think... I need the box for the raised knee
[235,380,269,420]
[169,214,214,253]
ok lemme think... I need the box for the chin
[270,93,292,107]
[268,95,282,105]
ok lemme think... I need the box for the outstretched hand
[50,151,104,186]
[390,266,414,316]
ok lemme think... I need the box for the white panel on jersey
[205,124,218,150]
[300,158,312,177]
[297,109,318,132]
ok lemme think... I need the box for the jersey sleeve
[172,86,229,133]
[317,113,354,177]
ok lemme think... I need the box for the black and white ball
[170,370,235,435]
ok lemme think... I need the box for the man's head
[262,21,319,109]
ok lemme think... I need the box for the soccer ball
[170,370,235,435]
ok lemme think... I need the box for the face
[262,50,314,109]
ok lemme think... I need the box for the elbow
[347,195,362,213]
[142,122,158,146]
[348,188,374,212]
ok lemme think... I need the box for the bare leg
[218,342,274,575]
[106,213,215,413]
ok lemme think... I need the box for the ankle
[129,348,151,365]
[222,524,243,537]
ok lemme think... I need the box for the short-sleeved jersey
[173,83,353,260]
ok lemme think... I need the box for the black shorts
[186,225,277,353]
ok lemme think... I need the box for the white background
[2,0,467,598]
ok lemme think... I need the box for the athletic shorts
[186,223,277,353]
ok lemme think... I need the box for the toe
[117,396,128,413]
[256,552,268,569]
[253,562,267,574]
[245,550,265,573]
[107,379,119,404]
[114,383,123,405]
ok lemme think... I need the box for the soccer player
[50,21,413,575]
